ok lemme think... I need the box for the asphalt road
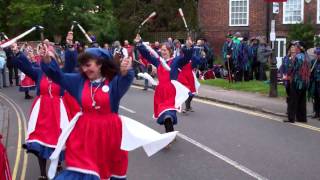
[1,84,320,180]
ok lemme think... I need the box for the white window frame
[282,0,304,24]
[317,0,320,24]
[229,0,250,27]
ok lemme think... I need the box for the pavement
[133,78,320,127]
[0,95,9,147]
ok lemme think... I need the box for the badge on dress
[102,85,109,93]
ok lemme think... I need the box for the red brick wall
[199,0,320,58]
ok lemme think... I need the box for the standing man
[113,41,128,58]
[232,32,243,82]
[222,34,234,81]
[249,37,260,80]
[4,47,19,86]
[309,48,320,120]
[239,37,250,81]
[257,37,272,81]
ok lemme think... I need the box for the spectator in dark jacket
[4,47,19,86]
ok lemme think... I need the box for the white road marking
[131,85,269,179]
[178,133,269,180]
[120,105,136,114]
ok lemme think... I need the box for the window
[283,0,304,24]
[229,0,249,26]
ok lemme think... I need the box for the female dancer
[41,47,133,180]
[135,34,193,133]
[178,46,205,113]
[11,41,77,180]
[20,45,37,99]
[42,44,178,179]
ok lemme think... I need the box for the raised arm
[62,48,78,73]
[134,34,160,67]
[41,60,83,103]
[109,57,135,112]
[13,52,40,81]
[136,43,160,67]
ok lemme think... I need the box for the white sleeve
[122,48,129,58]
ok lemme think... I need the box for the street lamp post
[269,41,278,97]
[269,3,278,97]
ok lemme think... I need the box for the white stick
[3,34,8,40]
[140,12,157,28]
[178,8,189,32]
[0,27,37,48]
[76,24,93,43]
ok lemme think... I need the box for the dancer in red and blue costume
[19,46,37,99]
[11,42,77,180]
[177,47,205,113]
[41,48,134,180]
[135,34,194,133]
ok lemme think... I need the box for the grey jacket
[257,44,272,63]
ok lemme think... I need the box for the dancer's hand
[120,56,132,76]
[151,65,157,76]
[39,43,55,63]
[186,37,193,48]
[66,31,74,46]
[134,34,142,44]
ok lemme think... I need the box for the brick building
[198,0,320,60]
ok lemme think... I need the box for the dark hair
[78,52,119,80]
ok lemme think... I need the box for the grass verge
[200,79,286,97]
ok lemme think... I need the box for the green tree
[44,0,119,44]
[0,0,198,43]
[113,0,198,41]
[6,0,50,38]
[288,21,316,49]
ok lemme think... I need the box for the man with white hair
[113,40,128,59]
